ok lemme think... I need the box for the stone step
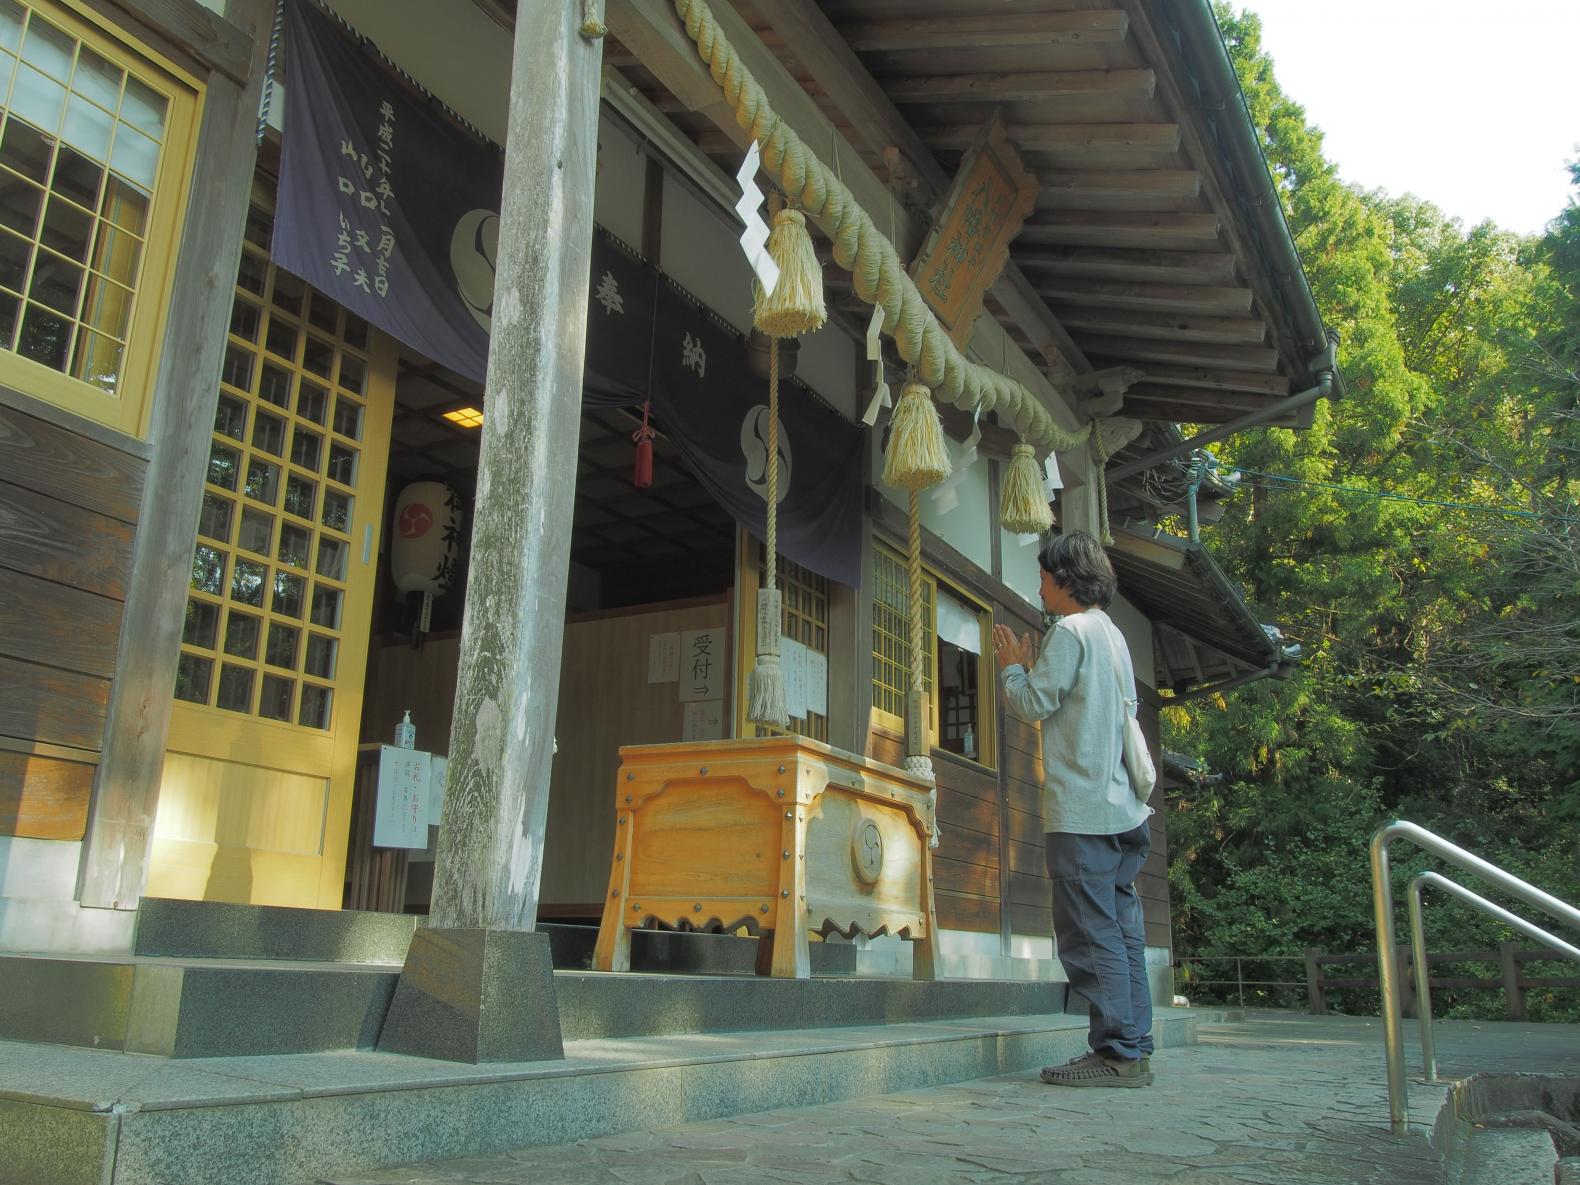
[132,898,857,975]
[0,1006,1205,1185]
[0,953,1068,1058]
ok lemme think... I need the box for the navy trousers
[1045,822,1154,1061]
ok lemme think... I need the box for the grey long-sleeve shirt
[1000,607,1150,836]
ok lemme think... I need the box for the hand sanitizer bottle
[962,722,976,760]
[395,710,416,750]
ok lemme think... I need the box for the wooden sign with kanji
[910,117,1039,349]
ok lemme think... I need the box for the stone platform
[0,1002,1207,1185]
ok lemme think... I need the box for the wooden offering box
[592,736,940,979]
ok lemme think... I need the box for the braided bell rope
[766,339,780,591]
[671,0,1138,459]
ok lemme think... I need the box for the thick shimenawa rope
[670,0,1139,461]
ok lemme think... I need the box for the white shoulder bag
[1093,617,1157,802]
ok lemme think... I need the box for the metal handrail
[1370,819,1580,1133]
[1408,870,1580,1084]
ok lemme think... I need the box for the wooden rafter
[884,69,1155,105]
[837,11,1131,52]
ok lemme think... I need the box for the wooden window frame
[0,0,203,438]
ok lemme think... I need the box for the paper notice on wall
[427,754,448,826]
[682,699,724,741]
[781,636,809,720]
[648,631,680,683]
[679,627,724,702]
[374,745,430,849]
[806,649,828,717]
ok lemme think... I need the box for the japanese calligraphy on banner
[909,118,1039,349]
[273,0,503,381]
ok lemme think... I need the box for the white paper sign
[682,699,724,741]
[647,631,680,683]
[374,745,430,849]
[781,636,809,720]
[678,627,724,702]
[427,754,448,826]
[806,649,828,717]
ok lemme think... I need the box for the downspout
[1185,455,1205,542]
[1107,356,1334,485]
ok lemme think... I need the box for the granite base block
[0,1098,115,1185]
[377,927,563,1063]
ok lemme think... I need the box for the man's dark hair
[1037,531,1117,609]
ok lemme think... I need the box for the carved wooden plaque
[910,116,1039,348]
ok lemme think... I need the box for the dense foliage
[1167,7,1580,1018]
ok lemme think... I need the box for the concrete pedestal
[378,927,562,1063]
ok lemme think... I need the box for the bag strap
[1090,614,1138,711]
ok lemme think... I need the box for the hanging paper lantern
[391,482,462,596]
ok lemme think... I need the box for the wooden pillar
[1500,941,1528,1020]
[77,0,272,912]
[1304,947,1327,1015]
[379,0,603,1064]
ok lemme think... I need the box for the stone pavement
[318,1011,1580,1185]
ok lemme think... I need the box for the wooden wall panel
[0,750,93,839]
[0,655,111,752]
[0,403,145,523]
[0,569,124,678]
[0,479,136,599]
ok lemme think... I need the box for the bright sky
[1232,0,1580,236]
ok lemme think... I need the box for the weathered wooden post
[1500,941,1528,1020]
[1303,948,1327,1015]
[378,1,604,1063]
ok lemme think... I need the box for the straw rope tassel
[1000,441,1053,535]
[746,339,789,728]
[905,490,939,845]
[883,381,951,492]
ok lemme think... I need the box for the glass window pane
[284,473,317,520]
[341,312,367,351]
[277,522,310,568]
[29,252,81,314]
[224,611,259,659]
[108,123,157,191]
[302,335,332,378]
[101,175,146,235]
[299,683,332,729]
[190,543,225,594]
[174,652,212,704]
[39,193,89,259]
[214,392,247,440]
[207,441,240,490]
[0,3,22,54]
[62,94,112,163]
[182,598,219,649]
[265,622,299,669]
[271,267,303,315]
[259,673,293,722]
[304,633,337,680]
[310,584,341,629]
[0,117,50,183]
[332,395,362,440]
[326,442,356,486]
[17,301,69,369]
[237,506,273,555]
[264,314,297,362]
[19,16,72,80]
[245,457,279,504]
[11,63,65,133]
[0,175,41,243]
[216,663,253,713]
[257,361,291,408]
[337,354,365,396]
[236,248,266,296]
[79,271,132,339]
[0,224,29,289]
[272,570,304,618]
[119,76,166,141]
[51,144,102,209]
[307,291,337,334]
[229,297,260,343]
[0,288,19,348]
[197,491,232,542]
[221,341,254,391]
[297,379,327,425]
[90,221,139,290]
[321,489,351,533]
[315,536,346,580]
[230,558,266,606]
[68,328,119,392]
[243,204,270,248]
[72,47,121,111]
[290,426,321,472]
[252,409,285,456]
